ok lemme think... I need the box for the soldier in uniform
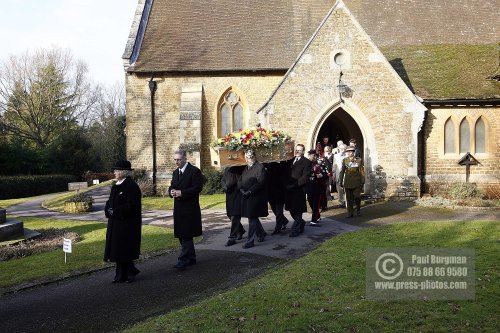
[338,146,365,218]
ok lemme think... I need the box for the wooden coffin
[210,141,295,168]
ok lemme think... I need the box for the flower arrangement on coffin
[211,126,295,167]
[212,127,293,151]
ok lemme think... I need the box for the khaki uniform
[339,156,365,216]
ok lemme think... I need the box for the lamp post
[337,70,348,102]
[148,74,158,195]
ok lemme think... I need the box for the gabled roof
[124,0,500,99]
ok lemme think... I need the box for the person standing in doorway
[333,143,347,208]
[168,149,203,270]
[285,144,312,237]
[221,166,246,246]
[240,149,268,248]
[339,146,365,218]
[104,160,142,283]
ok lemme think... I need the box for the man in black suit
[284,144,312,237]
[221,166,246,246]
[168,149,203,270]
[266,161,289,235]
[240,149,268,249]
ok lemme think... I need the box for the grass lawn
[0,217,178,289]
[142,193,226,210]
[125,221,499,333]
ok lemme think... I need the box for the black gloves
[222,185,228,193]
[107,207,114,217]
[240,189,251,198]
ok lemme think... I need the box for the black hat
[307,149,317,156]
[112,160,133,171]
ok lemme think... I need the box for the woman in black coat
[221,166,246,246]
[240,150,268,248]
[104,160,142,283]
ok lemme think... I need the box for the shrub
[415,196,455,208]
[202,168,223,195]
[64,193,94,204]
[0,175,76,200]
[136,178,155,197]
[485,184,500,200]
[449,182,479,200]
[133,169,147,181]
[80,171,114,186]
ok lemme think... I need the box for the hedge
[0,175,76,199]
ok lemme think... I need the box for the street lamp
[337,70,348,102]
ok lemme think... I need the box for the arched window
[459,119,470,154]
[444,118,455,154]
[218,90,245,136]
[475,117,486,153]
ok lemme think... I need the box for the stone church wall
[423,106,500,193]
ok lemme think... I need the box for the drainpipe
[419,112,427,196]
[148,74,158,195]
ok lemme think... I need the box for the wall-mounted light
[337,70,348,102]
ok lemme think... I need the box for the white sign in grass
[63,238,72,263]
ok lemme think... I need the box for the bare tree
[0,47,95,148]
[87,82,126,170]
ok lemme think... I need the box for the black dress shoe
[125,276,135,283]
[289,232,300,237]
[174,261,188,270]
[188,259,197,265]
[111,279,125,284]
[346,214,354,218]
[257,232,267,242]
[225,239,236,246]
[271,228,280,235]
[242,242,254,249]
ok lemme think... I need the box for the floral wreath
[212,126,292,151]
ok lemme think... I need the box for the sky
[0,0,138,86]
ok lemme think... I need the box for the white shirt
[116,178,126,185]
[178,162,188,175]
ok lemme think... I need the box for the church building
[122,0,499,199]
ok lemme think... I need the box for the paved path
[7,186,361,259]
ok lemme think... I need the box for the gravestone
[0,208,25,242]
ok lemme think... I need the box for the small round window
[334,52,346,66]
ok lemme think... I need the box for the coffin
[210,141,295,168]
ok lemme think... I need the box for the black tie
[179,169,182,177]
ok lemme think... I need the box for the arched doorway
[315,108,363,155]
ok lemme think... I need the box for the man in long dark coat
[221,166,246,246]
[104,160,142,283]
[285,144,312,237]
[266,161,289,234]
[168,149,203,270]
[240,149,268,249]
